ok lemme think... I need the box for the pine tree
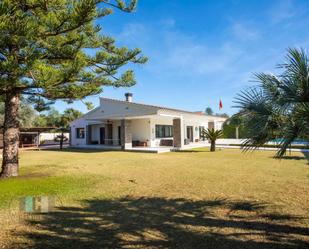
[0,0,147,178]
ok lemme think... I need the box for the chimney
[125,92,133,102]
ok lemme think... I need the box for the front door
[186,126,193,142]
[100,127,105,144]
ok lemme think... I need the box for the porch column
[86,125,92,145]
[121,119,132,149]
[173,117,184,148]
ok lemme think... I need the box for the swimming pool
[269,138,309,145]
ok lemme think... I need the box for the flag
[219,99,223,110]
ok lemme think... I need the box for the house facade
[70,93,227,152]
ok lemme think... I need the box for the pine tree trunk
[1,92,20,178]
[210,141,216,152]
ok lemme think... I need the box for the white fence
[216,139,246,145]
[39,132,70,144]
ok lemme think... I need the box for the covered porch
[83,113,210,152]
[83,113,191,150]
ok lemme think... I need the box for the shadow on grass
[280,152,309,164]
[10,197,309,249]
[280,156,307,160]
[303,152,309,164]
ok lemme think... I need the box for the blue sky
[54,0,309,115]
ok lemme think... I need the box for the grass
[0,148,308,248]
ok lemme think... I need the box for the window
[199,126,205,139]
[155,125,173,138]
[76,128,85,139]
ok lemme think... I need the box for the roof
[99,97,206,116]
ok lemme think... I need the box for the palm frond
[202,128,223,142]
[234,48,309,157]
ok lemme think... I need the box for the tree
[0,0,147,178]
[85,101,94,111]
[234,48,309,157]
[222,115,248,139]
[205,107,214,115]
[58,108,83,149]
[33,107,83,149]
[33,114,48,127]
[33,107,62,127]
[62,108,83,124]
[201,128,223,152]
[215,113,229,118]
[205,107,229,118]
[0,98,37,127]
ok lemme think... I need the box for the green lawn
[0,148,308,249]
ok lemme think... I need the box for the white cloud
[269,0,297,23]
[118,22,147,44]
[164,38,244,75]
[231,22,260,41]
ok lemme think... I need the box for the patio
[71,141,210,153]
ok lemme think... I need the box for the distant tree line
[204,107,229,118]
[222,115,249,139]
[0,100,83,129]
[0,101,84,150]
[0,97,36,128]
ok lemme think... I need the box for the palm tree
[58,108,83,149]
[234,48,309,157]
[202,128,223,152]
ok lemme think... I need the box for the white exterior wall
[70,118,87,146]
[147,113,226,147]
[149,116,174,147]
[215,121,225,130]
[131,118,151,142]
[182,118,208,141]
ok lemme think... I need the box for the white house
[70,93,227,152]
